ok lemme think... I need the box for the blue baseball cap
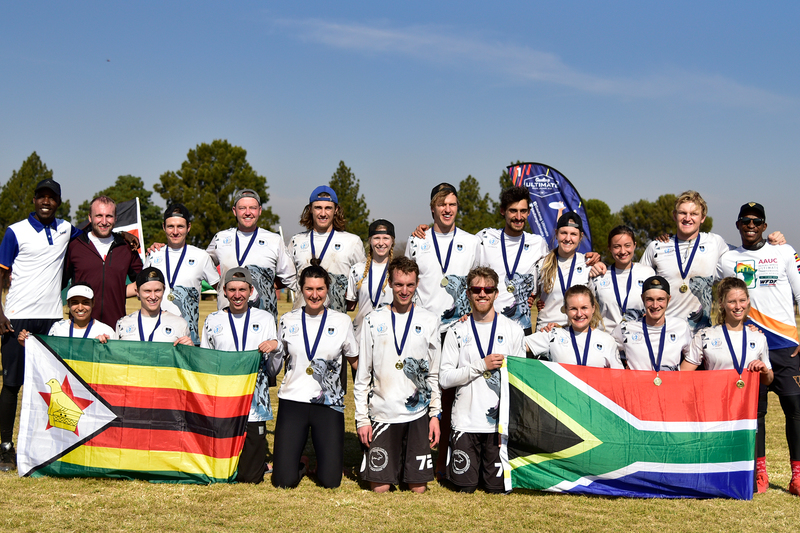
[309,186,338,205]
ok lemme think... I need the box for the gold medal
[483,370,491,379]
[679,284,688,294]
[395,361,404,370]
[654,376,662,386]
[440,277,449,287]
[305,367,314,375]
[737,379,745,389]
[506,284,515,293]
[167,292,175,301]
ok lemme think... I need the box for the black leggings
[272,399,344,489]
[0,385,20,443]
[758,386,800,461]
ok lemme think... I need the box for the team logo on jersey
[456,244,463,252]
[125,325,135,334]
[376,323,388,334]
[152,256,163,264]
[414,325,423,335]
[327,327,336,336]
[222,236,233,245]
[451,449,470,475]
[288,324,300,335]
[669,333,677,342]
[699,245,706,253]
[252,324,260,332]
[749,341,756,349]
[638,280,644,286]
[524,244,530,250]
[576,266,583,274]
[368,447,389,471]
[487,237,498,246]
[165,327,172,335]
[213,324,224,334]
[598,278,610,288]
[734,260,757,289]
[596,343,604,351]
[300,241,309,250]
[496,335,504,345]
[711,338,722,348]
[420,242,431,252]
[258,240,265,246]
[630,332,642,342]
[558,336,570,345]
[188,259,195,265]
[334,244,341,251]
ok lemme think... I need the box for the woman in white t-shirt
[346,219,395,335]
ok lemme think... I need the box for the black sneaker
[0,442,16,472]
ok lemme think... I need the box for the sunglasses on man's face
[738,217,764,226]
[469,286,498,295]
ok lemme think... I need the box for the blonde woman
[346,219,395,334]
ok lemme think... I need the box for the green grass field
[1,298,799,532]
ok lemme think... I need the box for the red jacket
[63,231,143,327]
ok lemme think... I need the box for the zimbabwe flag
[18,336,260,484]
[499,359,758,499]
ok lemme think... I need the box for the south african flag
[499,358,758,499]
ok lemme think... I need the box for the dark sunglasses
[738,217,764,226]
[469,286,498,295]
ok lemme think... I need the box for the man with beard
[718,202,800,495]
[354,257,441,493]
[439,267,525,493]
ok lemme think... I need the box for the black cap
[430,182,458,200]
[369,219,395,238]
[556,212,583,232]
[737,202,766,220]
[164,203,192,223]
[35,179,61,200]
[136,267,165,288]
[642,275,670,295]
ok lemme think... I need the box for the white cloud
[273,18,795,112]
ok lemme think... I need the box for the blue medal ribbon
[569,326,592,366]
[673,234,701,286]
[610,264,634,314]
[391,305,415,356]
[368,262,388,308]
[302,307,328,362]
[138,312,163,342]
[642,317,666,372]
[557,254,577,295]
[228,307,251,351]
[235,230,258,266]
[69,319,94,339]
[310,229,336,263]
[165,245,188,290]
[501,230,525,281]
[722,325,748,376]
[470,313,498,359]
[431,228,457,275]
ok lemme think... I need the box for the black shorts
[768,347,800,397]
[360,415,434,485]
[447,431,504,492]
[237,421,267,484]
[2,318,59,388]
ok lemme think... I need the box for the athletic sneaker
[0,442,16,472]
[789,478,800,496]
[756,472,769,493]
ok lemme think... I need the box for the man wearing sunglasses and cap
[439,267,525,493]
[142,204,220,345]
[718,202,800,495]
[289,185,366,313]
[206,189,297,323]
[0,178,84,471]
[116,267,192,345]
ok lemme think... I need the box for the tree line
[0,144,711,257]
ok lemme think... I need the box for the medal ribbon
[228,307,251,351]
[610,265,634,314]
[673,234,701,285]
[138,312,162,342]
[391,305,415,356]
[302,307,328,362]
[165,245,188,290]
[569,326,593,366]
[69,319,94,339]
[722,325,748,376]
[431,228,457,275]
[470,313,498,360]
[368,262,388,308]
[310,229,336,263]
[557,254,577,295]
[501,230,525,281]
[642,317,666,372]
[235,230,258,266]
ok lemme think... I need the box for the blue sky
[2,2,799,246]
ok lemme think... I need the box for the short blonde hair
[674,190,708,218]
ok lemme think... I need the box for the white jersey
[590,263,656,332]
[289,229,366,313]
[0,216,75,319]
[440,314,525,433]
[475,228,549,330]
[48,319,117,340]
[201,307,279,422]
[612,318,691,371]
[354,306,441,427]
[640,233,729,329]
[524,327,623,369]
[718,243,800,350]
[116,310,190,343]
[206,227,297,319]
[144,245,220,345]
[346,260,393,334]
[277,308,357,413]
[686,325,771,371]
[534,253,591,328]
[404,228,479,331]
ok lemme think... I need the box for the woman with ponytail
[346,220,396,334]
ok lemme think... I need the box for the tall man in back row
[0,179,82,471]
